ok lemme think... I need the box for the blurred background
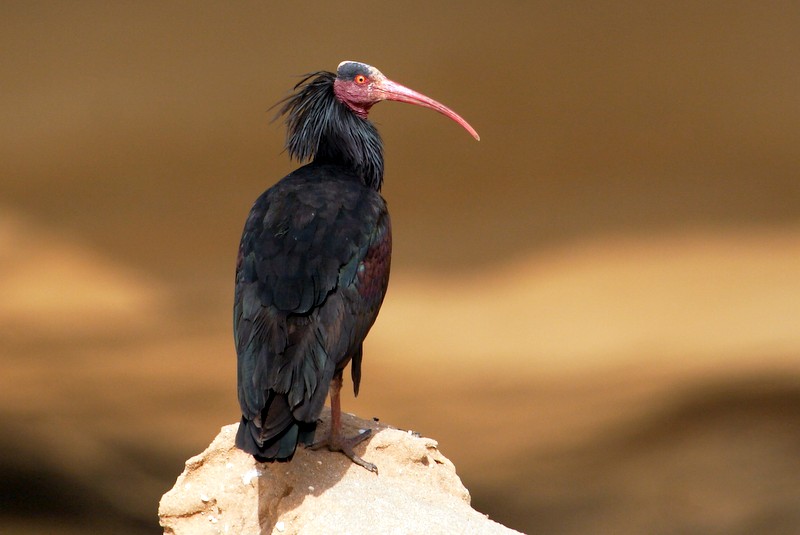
[2,2,799,533]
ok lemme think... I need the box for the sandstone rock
[159,409,521,534]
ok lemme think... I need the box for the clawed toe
[308,428,377,473]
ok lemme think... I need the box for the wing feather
[234,163,391,456]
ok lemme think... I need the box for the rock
[159,408,522,534]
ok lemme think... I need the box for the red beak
[376,79,480,141]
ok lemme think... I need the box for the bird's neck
[315,108,385,192]
[280,72,385,192]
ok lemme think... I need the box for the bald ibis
[234,61,479,472]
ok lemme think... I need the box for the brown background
[2,2,799,533]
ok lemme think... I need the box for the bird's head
[333,61,480,140]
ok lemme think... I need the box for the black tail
[235,405,317,462]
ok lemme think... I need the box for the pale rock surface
[159,409,521,534]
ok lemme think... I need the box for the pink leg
[310,370,377,473]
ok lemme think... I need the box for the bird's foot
[309,428,377,474]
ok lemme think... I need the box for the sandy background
[2,2,799,533]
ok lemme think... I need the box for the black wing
[234,163,391,459]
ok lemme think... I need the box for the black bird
[234,61,479,472]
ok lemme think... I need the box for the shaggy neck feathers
[277,71,384,192]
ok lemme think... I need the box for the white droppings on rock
[241,468,262,485]
[225,462,233,469]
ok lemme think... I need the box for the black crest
[276,71,385,191]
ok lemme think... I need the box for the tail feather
[235,408,317,462]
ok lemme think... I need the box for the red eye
[355,74,367,84]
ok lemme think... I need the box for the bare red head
[333,61,480,141]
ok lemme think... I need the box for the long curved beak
[376,79,481,141]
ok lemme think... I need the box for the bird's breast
[355,219,392,304]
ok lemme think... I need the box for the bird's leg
[309,370,377,473]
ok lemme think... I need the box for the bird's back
[234,162,391,460]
